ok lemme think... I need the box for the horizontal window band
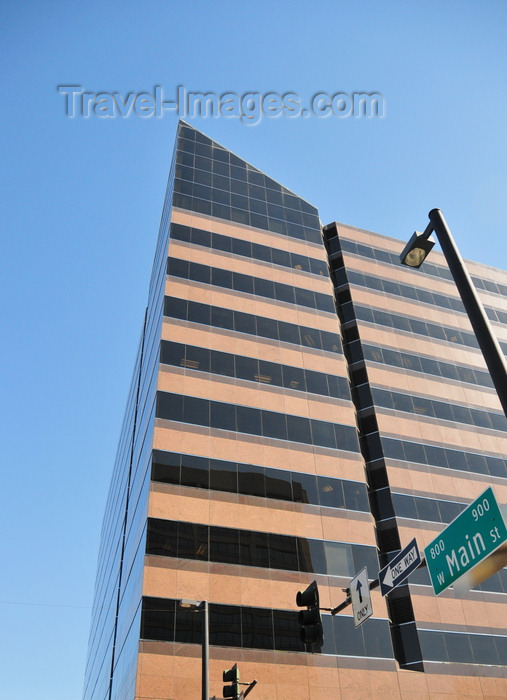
[340,268,507,327]
[163,295,342,354]
[151,449,469,526]
[418,627,507,666]
[167,257,336,314]
[382,435,507,480]
[362,343,493,389]
[355,305,481,350]
[146,516,379,579]
[337,235,507,302]
[155,391,360,454]
[146,516,507,595]
[151,449,369,512]
[170,222,328,278]
[391,492,466,525]
[173,190,322,245]
[160,340,351,400]
[141,595,392,658]
[355,305,507,355]
[371,387,507,433]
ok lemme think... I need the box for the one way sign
[379,538,421,596]
[350,567,373,627]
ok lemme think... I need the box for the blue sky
[1,2,506,698]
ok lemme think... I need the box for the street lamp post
[179,599,209,700]
[400,208,507,418]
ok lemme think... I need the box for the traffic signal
[296,580,323,649]
[223,663,240,699]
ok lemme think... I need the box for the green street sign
[424,487,507,596]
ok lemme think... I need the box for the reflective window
[210,458,237,493]
[261,411,288,440]
[383,436,507,479]
[242,607,274,649]
[419,630,448,662]
[318,476,345,509]
[310,420,336,449]
[189,346,212,373]
[356,305,481,351]
[152,450,369,513]
[167,258,335,314]
[300,538,326,575]
[151,451,180,485]
[210,526,239,564]
[415,497,440,523]
[210,400,235,431]
[210,604,241,648]
[363,344,494,389]
[265,468,292,501]
[210,351,234,377]
[177,522,208,560]
[442,631,475,664]
[146,519,178,557]
[141,598,175,642]
[233,272,254,294]
[239,530,269,568]
[268,533,299,571]
[182,395,208,426]
[180,454,209,489]
[236,405,262,436]
[286,414,312,444]
[343,480,370,512]
[324,541,354,577]
[146,518,378,578]
[273,610,305,652]
[165,297,340,353]
[238,464,266,498]
[233,310,257,336]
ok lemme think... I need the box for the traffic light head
[296,580,319,608]
[223,664,240,699]
[296,580,323,649]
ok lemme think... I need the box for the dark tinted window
[185,345,210,372]
[242,607,274,649]
[210,401,236,431]
[209,604,242,647]
[239,530,269,568]
[178,522,208,560]
[146,519,178,557]
[269,533,299,571]
[210,526,239,564]
[292,472,319,504]
[181,454,209,489]
[261,410,287,440]
[209,458,237,493]
[238,464,266,498]
[265,468,292,501]
[236,405,262,436]
[317,476,345,508]
[286,414,312,444]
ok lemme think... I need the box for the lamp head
[400,231,435,268]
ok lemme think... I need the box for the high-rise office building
[83,121,507,700]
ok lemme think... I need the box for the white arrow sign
[350,566,373,628]
[379,539,421,596]
[381,565,394,589]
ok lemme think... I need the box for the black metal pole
[427,209,507,418]
[201,601,209,700]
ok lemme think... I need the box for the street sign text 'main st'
[424,487,507,596]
